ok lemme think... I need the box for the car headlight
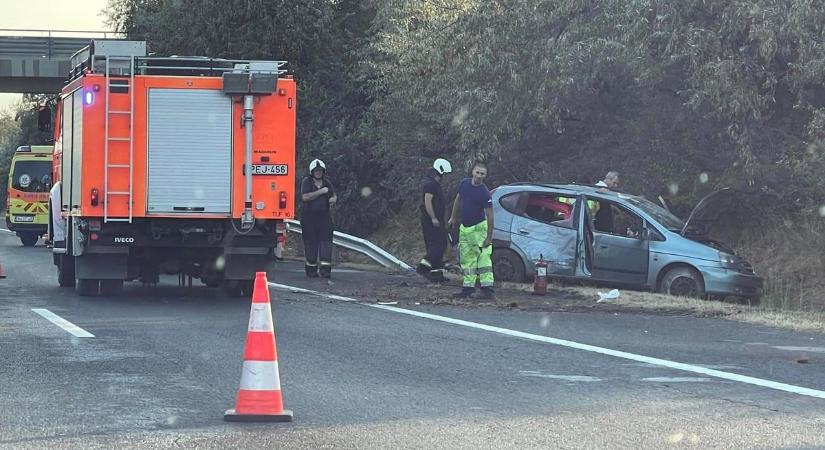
[718,252,736,266]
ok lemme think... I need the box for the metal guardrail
[285,219,413,271]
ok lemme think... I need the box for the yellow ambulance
[5,145,53,246]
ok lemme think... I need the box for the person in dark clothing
[300,159,337,278]
[594,202,614,233]
[417,158,452,282]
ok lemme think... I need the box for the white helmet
[433,158,452,175]
[309,159,326,173]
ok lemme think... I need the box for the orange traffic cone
[224,272,293,422]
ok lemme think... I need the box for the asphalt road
[1,223,824,449]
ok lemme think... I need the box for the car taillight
[279,191,287,209]
[90,188,99,206]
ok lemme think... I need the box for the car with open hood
[490,183,762,300]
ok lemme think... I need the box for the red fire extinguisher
[533,254,548,296]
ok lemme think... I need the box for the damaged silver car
[491,184,763,300]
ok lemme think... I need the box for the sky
[0,0,111,113]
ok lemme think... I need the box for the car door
[509,191,579,276]
[586,197,649,285]
[575,193,594,277]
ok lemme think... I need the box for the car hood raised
[680,188,737,239]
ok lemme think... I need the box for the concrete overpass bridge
[0,29,119,94]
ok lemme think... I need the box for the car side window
[499,192,522,214]
[588,198,644,238]
[521,193,576,228]
[646,223,666,241]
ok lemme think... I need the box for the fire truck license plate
[251,164,288,175]
[14,216,34,222]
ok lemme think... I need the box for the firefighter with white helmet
[300,159,337,278]
[417,158,452,282]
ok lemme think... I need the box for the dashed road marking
[32,308,95,338]
[519,371,602,382]
[773,346,825,353]
[268,282,825,400]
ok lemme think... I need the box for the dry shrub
[741,216,825,311]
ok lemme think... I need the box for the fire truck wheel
[57,255,76,287]
[100,279,124,296]
[222,280,243,297]
[75,278,100,296]
[240,280,254,297]
[223,280,254,297]
[20,233,38,247]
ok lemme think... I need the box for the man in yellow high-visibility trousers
[447,162,495,299]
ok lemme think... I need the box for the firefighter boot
[427,269,447,283]
[319,262,332,279]
[305,264,319,278]
[416,259,432,276]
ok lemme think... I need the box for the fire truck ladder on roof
[103,55,135,223]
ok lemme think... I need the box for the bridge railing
[0,29,122,59]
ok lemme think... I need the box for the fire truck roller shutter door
[147,89,233,214]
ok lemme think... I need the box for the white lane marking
[773,346,825,353]
[643,377,714,383]
[267,282,825,400]
[0,228,13,234]
[699,364,745,370]
[621,363,744,370]
[268,282,316,295]
[519,371,601,382]
[32,308,95,338]
[327,294,359,302]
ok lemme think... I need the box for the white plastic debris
[597,289,621,303]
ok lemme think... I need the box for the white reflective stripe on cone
[240,360,281,391]
[248,303,274,332]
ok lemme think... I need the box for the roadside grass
[502,281,825,334]
[741,217,825,312]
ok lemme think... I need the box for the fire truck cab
[49,40,296,296]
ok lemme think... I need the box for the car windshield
[11,160,52,193]
[623,195,685,231]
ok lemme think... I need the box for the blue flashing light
[84,91,94,105]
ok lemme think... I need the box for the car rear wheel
[659,266,705,299]
[492,248,527,283]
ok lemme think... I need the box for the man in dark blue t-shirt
[447,162,495,299]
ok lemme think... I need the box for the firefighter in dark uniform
[416,158,452,282]
[300,159,337,278]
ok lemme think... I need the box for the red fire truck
[48,40,295,296]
